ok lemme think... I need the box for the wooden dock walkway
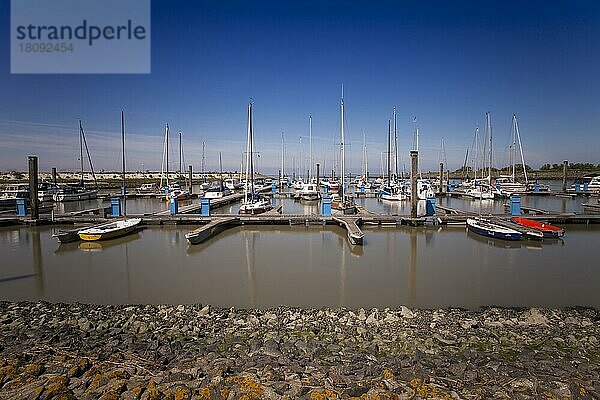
[502,203,551,215]
[67,206,111,217]
[185,217,239,244]
[436,204,476,215]
[333,217,364,245]
[583,202,600,214]
[156,193,245,215]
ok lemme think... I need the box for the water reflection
[77,232,142,252]
[466,230,564,249]
[244,230,257,307]
[1,224,598,308]
[32,229,44,296]
[408,229,417,301]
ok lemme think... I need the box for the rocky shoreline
[0,302,598,399]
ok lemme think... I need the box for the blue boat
[467,218,523,241]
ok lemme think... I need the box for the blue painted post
[425,197,436,216]
[169,197,178,215]
[324,185,328,194]
[111,198,121,217]
[360,184,365,193]
[200,198,210,216]
[16,199,27,216]
[164,186,169,194]
[534,182,540,192]
[271,182,276,193]
[575,183,581,193]
[584,182,589,192]
[321,196,332,217]
[510,195,521,216]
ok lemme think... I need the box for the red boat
[512,217,565,238]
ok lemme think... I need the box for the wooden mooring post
[410,150,418,218]
[28,155,39,220]
[439,162,444,194]
[562,160,568,192]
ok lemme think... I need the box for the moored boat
[52,227,83,243]
[379,186,406,201]
[466,217,523,241]
[78,218,142,241]
[297,183,321,201]
[53,184,98,202]
[512,217,564,238]
[238,102,273,215]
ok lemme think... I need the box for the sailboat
[466,217,523,241]
[464,115,494,200]
[78,111,141,241]
[330,85,356,214]
[204,152,232,199]
[165,129,190,201]
[379,119,406,201]
[239,102,272,215]
[294,115,321,202]
[512,217,564,238]
[495,114,528,196]
[53,121,99,202]
[466,112,522,241]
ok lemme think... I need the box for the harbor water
[1,211,599,309]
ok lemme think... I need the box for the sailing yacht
[330,85,356,214]
[495,115,528,196]
[296,182,321,201]
[53,121,98,202]
[204,153,232,199]
[167,130,191,201]
[79,111,141,241]
[380,119,406,201]
[239,102,273,215]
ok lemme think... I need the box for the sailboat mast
[244,104,251,202]
[309,114,312,180]
[219,152,223,190]
[387,119,391,187]
[393,107,398,179]
[121,111,126,217]
[514,114,528,184]
[79,120,97,188]
[281,133,285,181]
[166,124,170,188]
[79,120,84,185]
[474,126,480,181]
[484,111,493,181]
[364,137,368,179]
[179,131,183,184]
[201,141,206,182]
[511,114,515,181]
[488,112,493,180]
[249,104,255,196]
[340,84,345,199]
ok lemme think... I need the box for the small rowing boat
[512,217,564,238]
[467,217,523,241]
[78,218,141,241]
[52,228,82,243]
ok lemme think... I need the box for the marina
[1,172,600,308]
[2,1,600,398]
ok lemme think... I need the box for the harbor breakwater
[0,302,598,399]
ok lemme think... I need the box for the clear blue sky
[1,0,599,174]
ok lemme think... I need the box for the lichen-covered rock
[0,302,598,399]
